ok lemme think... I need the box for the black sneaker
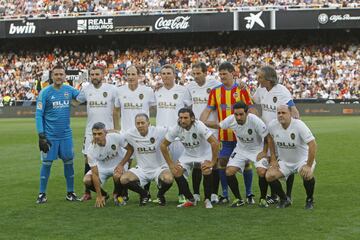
[276,197,292,208]
[266,195,280,205]
[36,193,47,204]
[246,194,256,205]
[157,195,166,206]
[305,198,314,210]
[66,192,80,201]
[146,192,152,203]
[218,195,229,204]
[139,196,149,206]
[230,199,245,208]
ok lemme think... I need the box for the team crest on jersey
[64,92,69,98]
[139,94,144,100]
[233,92,239,98]
[207,88,211,94]
[103,92,108,98]
[290,133,295,140]
[37,102,42,110]
[150,137,155,144]
[173,94,178,100]
[273,97,277,103]
[192,133,197,139]
[248,129,253,135]
[111,144,116,150]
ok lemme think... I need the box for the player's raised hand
[38,133,51,153]
[95,195,106,208]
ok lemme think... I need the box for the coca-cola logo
[154,16,190,30]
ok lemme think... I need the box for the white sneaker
[211,194,219,204]
[193,194,201,203]
[205,199,213,209]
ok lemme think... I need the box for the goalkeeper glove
[39,133,52,153]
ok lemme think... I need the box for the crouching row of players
[85,103,316,209]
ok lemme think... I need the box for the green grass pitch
[0,116,359,240]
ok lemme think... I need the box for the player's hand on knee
[114,165,124,175]
[38,133,51,153]
[300,165,312,180]
[95,195,106,208]
[201,160,213,171]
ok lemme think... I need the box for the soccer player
[218,101,271,208]
[115,65,156,133]
[253,66,300,203]
[200,62,256,204]
[266,105,317,209]
[76,66,120,201]
[83,122,130,208]
[160,108,219,208]
[118,113,173,206]
[35,64,80,204]
[183,62,221,203]
[155,64,189,203]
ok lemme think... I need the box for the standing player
[266,105,316,209]
[115,65,156,133]
[253,66,300,203]
[160,108,219,208]
[118,113,173,206]
[76,66,120,201]
[200,62,256,204]
[183,62,221,203]
[155,64,189,203]
[218,101,271,208]
[35,64,80,204]
[83,122,130,208]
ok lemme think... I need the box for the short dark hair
[92,122,106,130]
[260,66,278,85]
[90,65,104,73]
[233,101,249,113]
[192,62,207,73]
[135,113,149,122]
[52,64,65,71]
[160,64,175,74]
[218,62,235,73]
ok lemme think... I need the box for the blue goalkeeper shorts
[218,141,237,159]
[41,138,74,161]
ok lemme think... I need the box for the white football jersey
[165,120,213,158]
[220,113,268,154]
[87,132,127,170]
[253,84,293,125]
[125,126,167,171]
[268,118,315,166]
[155,85,188,127]
[77,83,118,135]
[115,84,155,132]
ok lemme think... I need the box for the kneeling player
[118,113,173,206]
[83,122,130,208]
[161,108,219,208]
[266,105,317,209]
[218,101,271,207]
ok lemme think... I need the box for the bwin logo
[244,12,265,29]
[9,22,36,34]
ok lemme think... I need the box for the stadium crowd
[0,0,359,18]
[1,42,359,105]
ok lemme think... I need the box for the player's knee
[161,174,174,184]
[201,167,212,176]
[219,158,228,168]
[265,171,276,182]
[225,167,236,176]
[120,174,130,185]
[256,168,267,177]
[83,175,92,186]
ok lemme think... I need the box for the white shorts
[178,154,211,178]
[86,168,114,187]
[82,134,92,155]
[227,151,269,173]
[169,140,184,162]
[129,165,169,187]
[278,160,316,179]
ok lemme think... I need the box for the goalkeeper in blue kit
[35,64,80,204]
